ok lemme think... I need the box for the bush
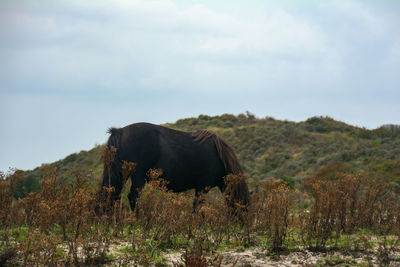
[300,173,400,251]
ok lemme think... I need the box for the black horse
[95,122,249,212]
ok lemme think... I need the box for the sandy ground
[165,249,400,267]
[163,249,381,267]
[106,242,400,266]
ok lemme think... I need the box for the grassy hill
[20,113,400,194]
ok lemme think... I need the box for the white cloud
[323,1,389,39]
[1,0,335,95]
[1,0,400,171]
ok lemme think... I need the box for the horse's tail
[107,127,122,150]
[192,130,243,175]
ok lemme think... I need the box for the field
[1,114,400,266]
[1,167,400,266]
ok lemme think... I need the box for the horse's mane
[191,130,243,175]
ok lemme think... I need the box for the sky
[1,0,399,172]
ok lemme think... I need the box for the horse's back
[115,123,225,191]
[115,123,162,168]
[156,127,225,191]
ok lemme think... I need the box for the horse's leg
[128,170,146,211]
[218,183,235,211]
[193,187,211,213]
[217,184,228,203]
[193,189,202,213]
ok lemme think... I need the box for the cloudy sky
[1,0,399,172]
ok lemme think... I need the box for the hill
[19,113,400,195]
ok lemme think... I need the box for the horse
[95,122,250,213]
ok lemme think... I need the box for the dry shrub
[0,170,26,266]
[0,247,17,267]
[221,174,252,244]
[188,175,253,248]
[77,183,127,264]
[300,173,400,251]
[258,178,293,252]
[174,245,226,267]
[102,145,117,170]
[3,161,399,265]
[193,190,230,247]
[335,173,398,233]
[0,170,24,227]
[374,189,400,265]
[334,173,362,233]
[133,171,246,261]
[243,178,295,252]
[113,160,136,232]
[95,146,123,214]
[18,166,103,265]
[134,169,193,255]
[0,230,18,267]
[188,176,294,252]
[62,172,96,263]
[21,166,59,230]
[355,178,392,230]
[136,169,177,230]
[179,248,210,267]
[313,162,352,181]
[82,198,126,266]
[300,176,342,250]
[20,229,62,267]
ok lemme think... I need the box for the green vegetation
[20,113,400,193]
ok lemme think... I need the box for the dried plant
[0,170,24,227]
[1,163,399,266]
[174,245,226,267]
[260,178,293,252]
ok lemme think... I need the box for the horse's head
[223,173,250,211]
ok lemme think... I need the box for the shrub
[300,173,399,251]
[257,179,293,252]
[134,169,193,256]
[0,170,24,227]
